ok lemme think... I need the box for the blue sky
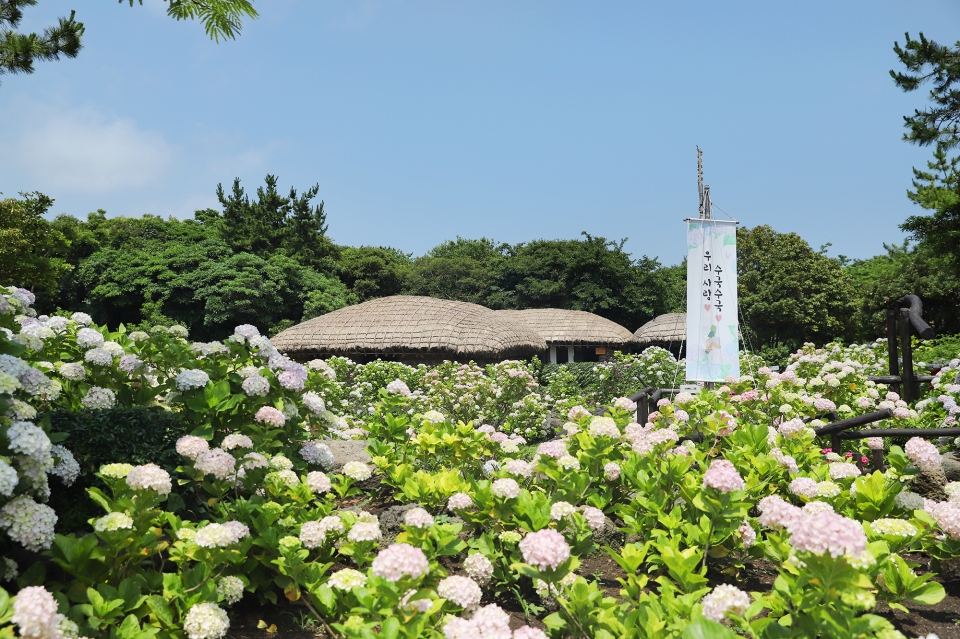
[2,1,957,265]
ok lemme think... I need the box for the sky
[2,1,958,265]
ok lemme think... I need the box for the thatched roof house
[496,309,636,363]
[272,296,546,364]
[634,312,687,358]
[634,313,686,345]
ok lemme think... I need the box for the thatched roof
[495,309,637,347]
[634,313,686,344]
[272,296,547,360]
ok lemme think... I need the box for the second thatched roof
[634,313,686,344]
[495,309,637,347]
[271,296,547,360]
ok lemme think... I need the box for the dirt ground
[224,550,960,639]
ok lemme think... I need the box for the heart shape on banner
[704,304,711,311]
[716,314,722,321]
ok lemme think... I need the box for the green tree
[845,241,960,339]
[338,246,411,301]
[891,32,960,149]
[405,237,506,305]
[124,0,257,42]
[737,225,856,360]
[892,33,960,270]
[0,1,82,83]
[490,232,669,331]
[0,192,71,297]
[199,175,336,268]
[1,0,256,83]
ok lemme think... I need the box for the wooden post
[886,308,900,397]
[900,308,916,403]
[871,449,885,472]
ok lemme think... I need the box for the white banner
[685,219,739,382]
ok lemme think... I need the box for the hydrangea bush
[0,285,958,637]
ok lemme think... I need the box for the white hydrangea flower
[94,512,134,532]
[183,603,229,639]
[50,445,80,486]
[241,375,270,396]
[328,568,367,590]
[76,328,104,348]
[0,459,18,497]
[550,501,576,520]
[175,369,210,391]
[217,576,244,605]
[302,392,326,415]
[58,362,86,380]
[70,312,93,326]
[99,463,134,478]
[300,441,335,469]
[81,386,115,410]
[7,421,51,460]
[342,461,372,481]
[0,496,57,551]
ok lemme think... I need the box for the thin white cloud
[8,103,175,193]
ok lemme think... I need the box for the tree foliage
[0,192,70,294]
[0,0,256,84]
[893,33,960,272]
[488,232,671,330]
[891,32,960,149]
[0,1,83,83]
[845,241,960,339]
[737,225,856,360]
[198,174,336,268]
[125,0,258,42]
[405,238,505,306]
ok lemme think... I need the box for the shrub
[45,407,187,529]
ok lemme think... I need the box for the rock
[909,463,948,502]
[321,439,371,471]
[379,503,424,537]
[942,452,960,482]
[542,417,563,436]
[592,517,625,552]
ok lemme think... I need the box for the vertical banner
[686,219,739,382]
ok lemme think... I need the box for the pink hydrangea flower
[12,586,61,638]
[371,543,429,582]
[789,477,819,499]
[447,493,474,511]
[176,435,209,460]
[518,529,570,571]
[927,500,960,540]
[701,584,750,623]
[536,440,567,459]
[254,406,285,427]
[788,510,867,559]
[702,460,745,493]
[437,575,482,609]
[603,462,621,481]
[905,437,942,473]
[757,495,803,530]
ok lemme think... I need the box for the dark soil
[223,550,960,639]
[227,600,325,639]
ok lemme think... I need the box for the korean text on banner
[685,219,739,382]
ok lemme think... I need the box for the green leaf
[204,379,232,408]
[146,595,173,627]
[683,617,738,639]
[910,581,946,605]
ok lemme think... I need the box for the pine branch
[124,0,258,42]
[0,6,83,82]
